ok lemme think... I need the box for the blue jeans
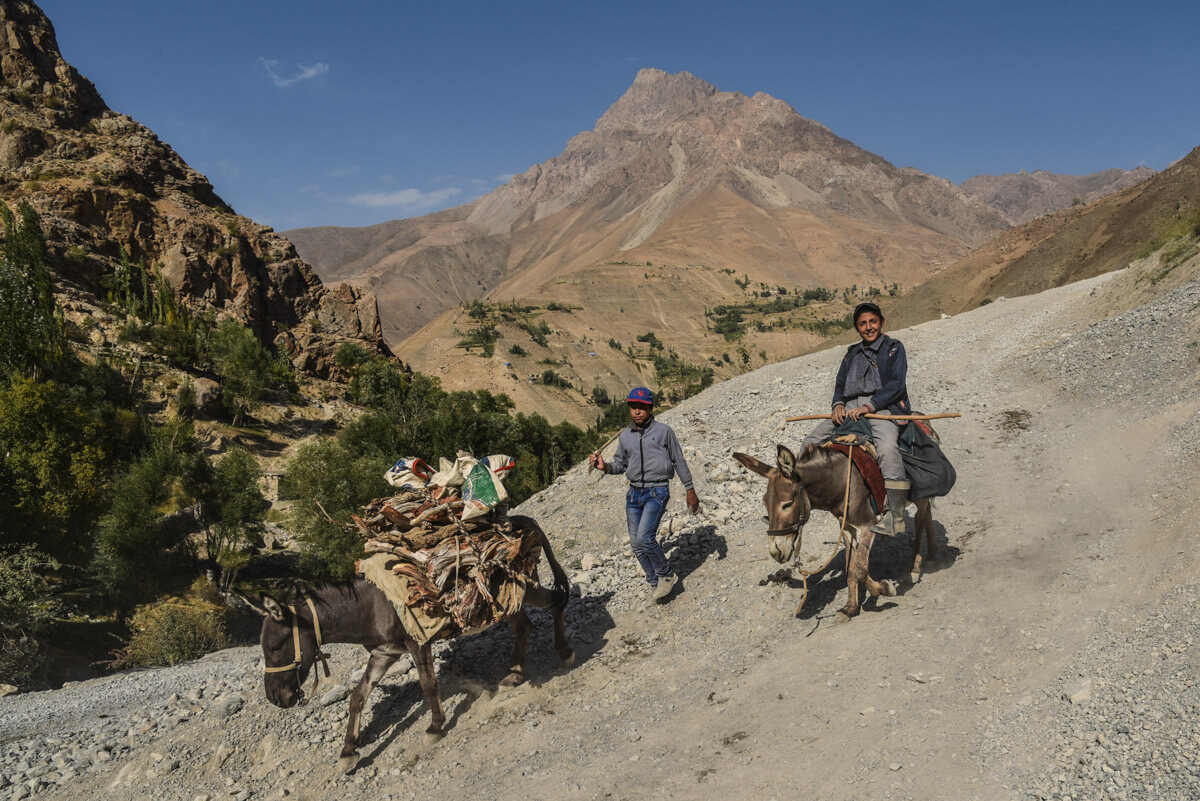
[626,486,672,585]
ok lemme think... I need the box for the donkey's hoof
[499,669,526,687]
[881,579,898,597]
[559,649,576,667]
[835,606,860,621]
[338,753,359,774]
[423,729,444,745]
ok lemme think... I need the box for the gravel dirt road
[3,252,1198,801]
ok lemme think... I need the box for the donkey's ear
[776,445,797,479]
[733,452,771,477]
[239,591,287,622]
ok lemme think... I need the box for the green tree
[210,319,272,425]
[285,437,388,580]
[351,354,410,409]
[0,201,65,380]
[94,422,198,605]
[184,446,264,591]
[0,546,62,686]
[0,374,142,562]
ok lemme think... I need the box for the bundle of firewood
[349,488,537,632]
[351,489,502,551]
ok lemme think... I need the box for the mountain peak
[596,68,724,134]
[0,0,107,120]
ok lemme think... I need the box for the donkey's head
[240,592,319,709]
[733,445,811,563]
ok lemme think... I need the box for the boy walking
[590,387,700,603]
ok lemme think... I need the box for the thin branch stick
[786,412,962,422]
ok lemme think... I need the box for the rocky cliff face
[0,0,392,379]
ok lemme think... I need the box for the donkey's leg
[839,535,864,618]
[340,647,403,773]
[910,499,934,583]
[407,640,446,742]
[502,609,532,687]
[918,499,937,563]
[840,529,896,618]
[524,585,575,665]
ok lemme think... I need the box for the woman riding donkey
[801,301,912,536]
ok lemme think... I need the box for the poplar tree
[0,201,65,380]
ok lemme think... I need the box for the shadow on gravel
[759,516,961,619]
[355,682,432,767]
[911,520,961,578]
[657,524,728,604]
[352,590,618,765]
[663,524,728,575]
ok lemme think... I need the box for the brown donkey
[242,516,574,773]
[733,444,936,618]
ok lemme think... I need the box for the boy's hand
[589,452,605,472]
[686,488,700,514]
[846,404,871,421]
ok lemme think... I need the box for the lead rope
[792,444,857,616]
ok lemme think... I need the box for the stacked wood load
[349,454,540,633]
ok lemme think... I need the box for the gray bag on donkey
[898,420,956,500]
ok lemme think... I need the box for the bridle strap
[262,595,332,704]
[262,607,303,674]
[765,481,810,536]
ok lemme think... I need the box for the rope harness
[262,595,332,705]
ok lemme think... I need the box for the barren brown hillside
[289,69,1020,425]
[960,166,1155,225]
[889,146,1200,329]
[290,70,1009,347]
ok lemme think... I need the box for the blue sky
[38,0,1200,231]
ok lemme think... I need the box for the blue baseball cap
[626,387,654,405]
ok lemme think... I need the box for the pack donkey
[241,515,574,773]
[734,444,937,619]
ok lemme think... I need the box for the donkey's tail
[510,515,570,611]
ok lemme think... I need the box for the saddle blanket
[823,442,886,514]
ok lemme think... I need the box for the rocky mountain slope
[888,145,1200,328]
[287,69,1017,424]
[3,245,1197,801]
[0,0,390,377]
[290,69,1012,346]
[961,166,1155,225]
[286,70,1158,426]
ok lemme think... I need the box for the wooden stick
[588,430,623,480]
[785,412,962,422]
